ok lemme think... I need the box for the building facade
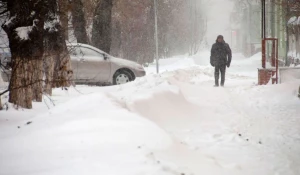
[265,0,288,65]
[230,0,261,57]
[231,0,289,65]
[287,0,300,66]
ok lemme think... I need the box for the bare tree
[0,1,8,17]
[0,0,73,108]
[92,0,113,53]
[1,0,46,108]
[189,0,207,55]
[44,0,73,95]
[58,0,69,39]
[71,0,89,44]
[0,0,8,109]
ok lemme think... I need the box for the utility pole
[189,0,193,55]
[286,0,290,66]
[154,0,159,74]
[261,0,266,39]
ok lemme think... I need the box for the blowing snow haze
[1,1,300,175]
[204,0,234,46]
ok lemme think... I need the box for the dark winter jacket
[210,40,232,66]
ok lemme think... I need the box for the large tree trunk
[92,0,113,53]
[31,10,46,102]
[52,44,73,88]
[58,0,69,40]
[31,58,43,102]
[44,0,73,94]
[2,0,45,109]
[71,0,89,44]
[43,54,54,96]
[0,97,2,110]
[8,57,33,108]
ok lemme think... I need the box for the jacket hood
[216,35,225,43]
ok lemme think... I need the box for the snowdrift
[1,52,300,175]
[0,93,173,175]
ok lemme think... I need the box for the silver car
[1,43,146,85]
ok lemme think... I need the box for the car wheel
[113,69,134,85]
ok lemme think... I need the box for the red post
[259,38,279,85]
[271,41,276,67]
[262,39,266,68]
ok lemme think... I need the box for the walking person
[210,35,232,87]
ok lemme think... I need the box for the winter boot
[214,80,219,87]
[220,78,225,87]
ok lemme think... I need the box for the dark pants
[214,64,226,86]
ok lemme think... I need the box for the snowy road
[1,52,300,175]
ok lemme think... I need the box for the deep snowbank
[0,93,173,175]
[1,51,300,175]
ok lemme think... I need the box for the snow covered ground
[1,51,300,175]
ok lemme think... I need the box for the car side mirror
[103,54,109,60]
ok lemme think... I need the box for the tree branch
[0,9,7,15]
[0,89,8,96]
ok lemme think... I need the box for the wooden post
[271,40,276,67]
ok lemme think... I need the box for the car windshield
[77,47,100,57]
[68,45,111,60]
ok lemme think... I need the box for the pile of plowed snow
[0,92,174,175]
[1,51,300,175]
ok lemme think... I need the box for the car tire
[113,69,134,85]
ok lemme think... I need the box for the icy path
[1,52,300,175]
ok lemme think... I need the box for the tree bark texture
[45,0,73,91]
[2,0,45,108]
[43,54,54,96]
[58,0,69,39]
[8,57,33,108]
[71,0,89,44]
[92,0,113,53]
[0,97,2,110]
